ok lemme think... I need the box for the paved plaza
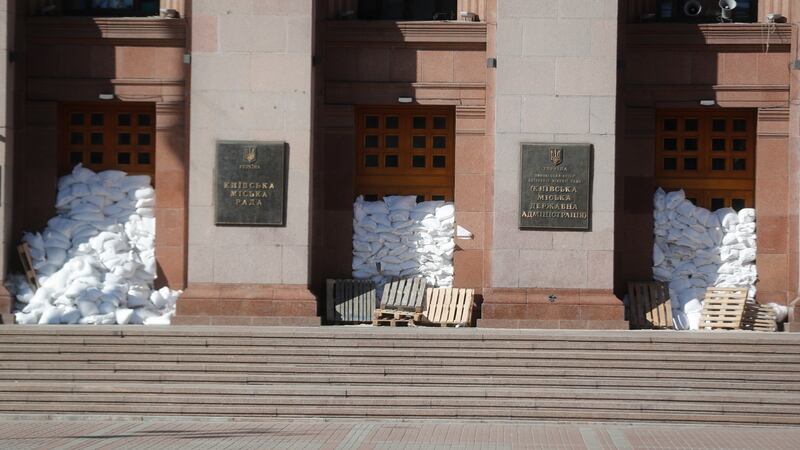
[0,417,796,449]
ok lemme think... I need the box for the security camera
[719,0,737,20]
[683,0,703,16]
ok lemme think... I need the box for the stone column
[483,0,626,329]
[177,0,318,325]
[0,0,12,324]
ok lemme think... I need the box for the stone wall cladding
[187,1,313,287]
[493,1,618,290]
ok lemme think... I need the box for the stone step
[0,400,797,425]
[4,361,798,382]
[2,391,798,417]
[2,371,797,391]
[1,352,796,373]
[1,326,798,344]
[0,401,794,425]
[1,335,798,354]
[3,382,798,405]
[3,344,799,365]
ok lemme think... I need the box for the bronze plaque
[520,143,592,230]
[215,141,287,226]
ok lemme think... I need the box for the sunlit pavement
[0,417,797,449]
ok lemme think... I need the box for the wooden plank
[445,288,456,323]
[380,280,391,309]
[334,280,344,321]
[326,279,335,323]
[427,289,438,322]
[464,289,474,325]
[454,289,465,324]
[353,281,366,322]
[400,278,412,308]
[413,278,426,312]
[640,286,658,325]
[633,283,641,329]
[17,243,39,291]
[367,286,376,321]
[361,281,368,322]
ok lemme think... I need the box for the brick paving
[0,418,796,449]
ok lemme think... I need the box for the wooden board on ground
[17,243,39,291]
[698,287,748,330]
[741,303,777,332]
[379,277,427,313]
[627,281,672,329]
[422,288,474,327]
[325,279,376,324]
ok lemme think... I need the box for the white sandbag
[676,200,695,217]
[665,190,685,209]
[716,208,739,229]
[683,298,703,315]
[384,195,417,211]
[15,310,42,325]
[76,299,99,317]
[687,311,701,330]
[654,188,666,210]
[738,248,756,264]
[435,204,455,221]
[767,303,788,323]
[653,266,671,282]
[672,310,688,330]
[143,312,173,325]
[414,201,444,214]
[389,210,410,222]
[60,308,81,324]
[738,208,756,224]
[363,201,390,215]
[38,306,62,325]
[353,240,371,253]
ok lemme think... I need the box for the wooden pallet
[379,277,427,313]
[325,279,376,324]
[17,243,39,291]
[422,288,474,327]
[698,287,748,330]
[741,303,778,332]
[372,309,422,322]
[627,281,672,329]
[371,317,414,327]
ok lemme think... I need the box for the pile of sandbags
[7,164,181,325]
[353,195,455,288]
[653,188,757,330]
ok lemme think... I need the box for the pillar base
[0,285,14,325]
[174,283,320,326]
[478,288,628,330]
[785,296,800,332]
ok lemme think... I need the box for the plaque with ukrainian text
[215,141,287,226]
[520,143,592,230]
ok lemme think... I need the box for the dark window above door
[33,0,159,17]
[357,0,457,20]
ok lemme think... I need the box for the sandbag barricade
[652,188,757,330]
[6,164,181,325]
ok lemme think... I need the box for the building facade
[0,0,798,329]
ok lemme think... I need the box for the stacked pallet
[372,278,426,326]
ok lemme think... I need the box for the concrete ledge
[171,316,320,326]
[478,319,629,330]
[479,288,626,327]
[176,283,319,324]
